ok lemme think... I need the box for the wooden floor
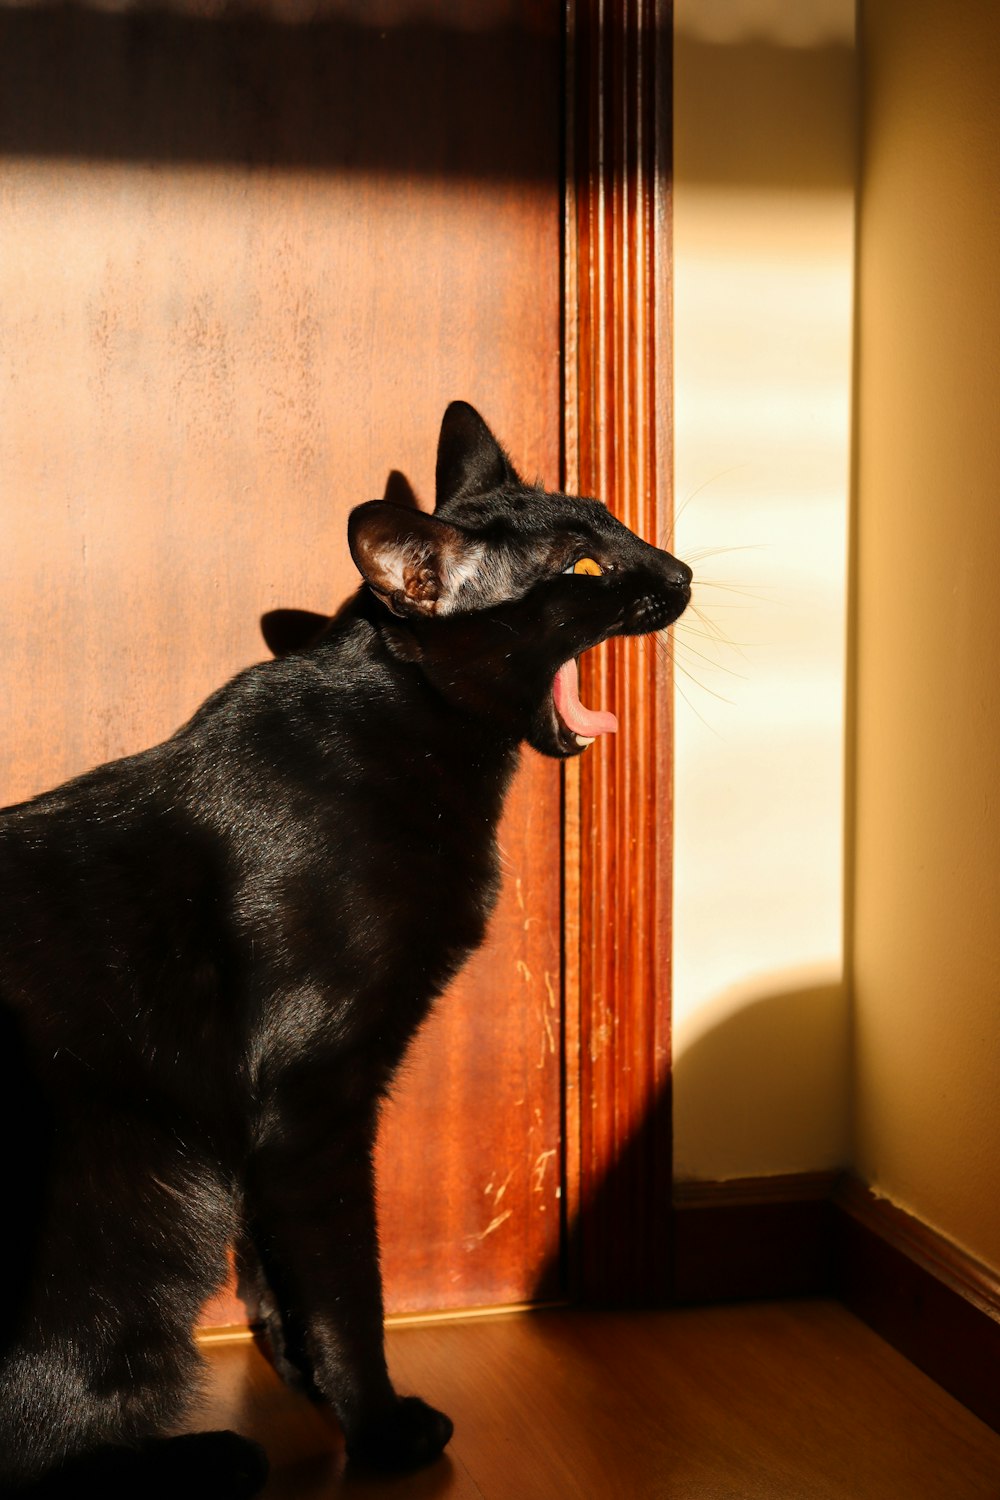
[189,1302,1000,1499]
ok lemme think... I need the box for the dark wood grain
[564,0,674,1303]
[376,756,564,1312]
[1,0,564,1319]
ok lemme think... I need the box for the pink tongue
[553,658,619,738]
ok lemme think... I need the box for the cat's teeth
[575,735,596,747]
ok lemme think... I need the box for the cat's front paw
[346,1395,454,1472]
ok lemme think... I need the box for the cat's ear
[348,501,482,617]
[435,401,520,509]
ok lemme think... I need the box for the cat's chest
[337,772,505,972]
[239,745,508,1007]
[241,792,504,1088]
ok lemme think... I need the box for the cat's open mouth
[551,657,618,751]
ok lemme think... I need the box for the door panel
[0,1,564,1315]
[378,761,564,1311]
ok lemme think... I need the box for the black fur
[0,403,690,1493]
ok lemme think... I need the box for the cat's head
[347,402,691,759]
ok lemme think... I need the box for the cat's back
[0,742,226,1058]
[0,611,513,1078]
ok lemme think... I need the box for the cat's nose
[664,557,693,590]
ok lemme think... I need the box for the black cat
[0,403,691,1495]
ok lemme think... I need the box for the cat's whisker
[676,604,745,648]
[658,463,748,549]
[672,676,728,737]
[680,604,728,648]
[672,627,730,646]
[670,635,748,681]
[689,601,739,645]
[637,633,739,709]
[692,591,755,603]
[636,637,728,736]
[694,579,776,603]
[675,620,750,666]
[494,839,517,876]
[672,656,738,708]
[684,543,767,565]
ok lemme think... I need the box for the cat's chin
[527,714,595,759]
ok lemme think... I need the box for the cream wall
[672,0,855,1179]
[673,0,1000,1276]
[852,0,1000,1269]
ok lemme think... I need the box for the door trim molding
[563,0,674,1302]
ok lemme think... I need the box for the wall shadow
[0,2,561,173]
[673,977,849,1182]
[535,978,848,1307]
[674,28,855,191]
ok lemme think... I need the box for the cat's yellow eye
[572,557,603,576]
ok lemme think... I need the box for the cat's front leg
[246,1099,452,1472]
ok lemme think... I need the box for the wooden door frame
[562,0,674,1303]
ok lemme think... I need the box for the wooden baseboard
[673,1171,1000,1436]
[833,1178,1000,1434]
[671,1171,839,1304]
[202,1172,1000,1435]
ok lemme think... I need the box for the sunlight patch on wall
[672,0,855,1181]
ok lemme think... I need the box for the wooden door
[0,0,673,1318]
[0,0,564,1316]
